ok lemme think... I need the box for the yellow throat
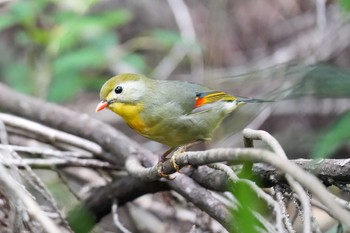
[108,102,146,133]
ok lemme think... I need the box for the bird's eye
[115,86,123,94]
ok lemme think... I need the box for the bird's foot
[170,145,187,174]
[159,147,174,163]
[156,161,175,180]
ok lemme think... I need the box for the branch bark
[0,83,138,165]
[67,176,168,233]
[0,83,233,230]
[1,82,350,231]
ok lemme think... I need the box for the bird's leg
[157,147,175,179]
[171,141,201,172]
[159,147,175,163]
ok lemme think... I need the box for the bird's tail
[236,97,273,104]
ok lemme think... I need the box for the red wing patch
[194,91,236,109]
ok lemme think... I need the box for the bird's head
[96,73,150,112]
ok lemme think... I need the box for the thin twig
[0,119,73,232]
[275,187,296,233]
[152,43,189,79]
[169,148,350,227]
[126,129,350,228]
[0,163,61,233]
[55,170,82,201]
[112,199,132,233]
[209,163,282,233]
[330,193,350,211]
[316,0,327,30]
[169,174,231,228]
[152,0,203,80]
[243,128,312,233]
[0,144,91,158]
[0,113,102,155]
[4,157,116,169]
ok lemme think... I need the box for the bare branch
[4,157,116,169]
[0,120,72,232]
[68,177,168,232]
[0,163,61,233]
[0,83,234,231]
[0,83,349,231]
[253,159,350,186]
[172,148,350,227]
[275,188,296,233]
[316,0,327,30]
[112,199,132,233]
[0,144,92,158]
[243,129,312,233]
[0,113,102,156]
[168,174,231,228]
[0,84,137,165]
[209,163,283,233]
[152,0,203,80]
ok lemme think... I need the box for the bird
[96,73,269,175]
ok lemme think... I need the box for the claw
[170,145,188,174]
[157,161,175,180]
[170,155,183,174]
[156,143,198,178]
[171,155,180,171]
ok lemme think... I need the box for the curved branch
[209,163,283,233]
[0,83,140,165]
[175,148,350,227]
[0,163,62,233]
[67,176,168,233]
[0,83,236,230]
[169,174,231,227]
[0,113,102,155]
[243,129,312,233]
[1,83,349,231]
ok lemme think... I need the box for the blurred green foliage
[0,0,181,102]
[228,180,267,233]
[339,0,350,11]
[292,65,350,98]
[0,0,133,102]
[312,111,350,158]
[288,65,350,159]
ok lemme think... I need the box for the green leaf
[53,47,106,75]
[312,111,350,158]
[0,15,17,31]
[10,1,43,24]
[48,74,84,102]
[28,27,52,45]
[77,75,106,90]
[339,0,350,11]
[228,180,266,233]
[52,10,127,52]
[149,29,182,45]
[2,63,33,94]
[121,53,147,72]
[97,10,132,28]
[56,9,132,31]
[86,32,118,49]
[0,0,46,30]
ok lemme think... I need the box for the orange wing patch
[194,91,236,109]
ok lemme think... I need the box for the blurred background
[3,1,350,232]
[1,0,350,159]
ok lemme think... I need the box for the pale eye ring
[115,86,123,94]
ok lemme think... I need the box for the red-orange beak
[96,100,109,112]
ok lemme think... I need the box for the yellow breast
[108,102,146,133]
